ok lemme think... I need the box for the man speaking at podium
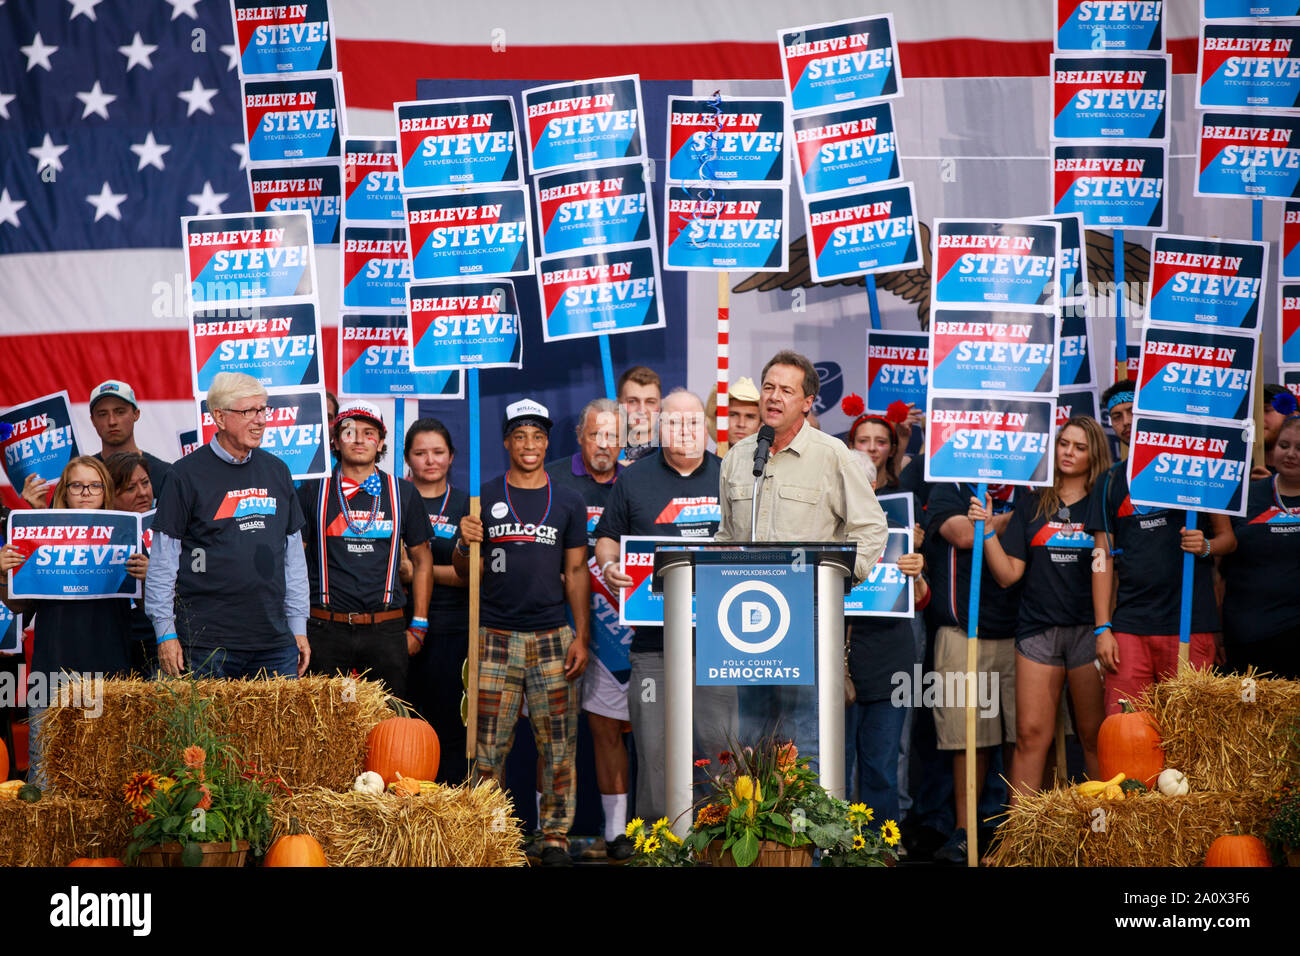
[715,350,888,576]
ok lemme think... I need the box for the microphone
[752,424,775,477]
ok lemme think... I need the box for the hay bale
[1144,668,1300,795]
[986,789,1271,867]
[39,676,392,800]
[0,795,131,867]
[270,782,527,867]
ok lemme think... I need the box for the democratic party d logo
[716,580,790,654]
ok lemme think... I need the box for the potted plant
[628,737,899,867]
[123,679,288,867]
[1264,781,1300,867]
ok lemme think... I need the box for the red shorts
[1104,631,1217,716]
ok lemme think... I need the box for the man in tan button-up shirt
[715,350,888,583]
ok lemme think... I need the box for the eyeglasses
[223,405,270,421]
[68,482,104,495]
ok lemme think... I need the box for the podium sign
[695,563,815,686]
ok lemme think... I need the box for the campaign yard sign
[777,15,903,113]
[1199,22,1300,111]
[0,392,80,495]
[929,309,1059,397]
[184,212,314,306]
[791,101,901,196]
[804,182,920,281]
[695,562,815,686]
[338,314,463,399]
[1284,204,1300,280]
[406,280,523,371]
[248,162,341,245]
[619,535,706,627]
[341,226,411,311]
[1147,235,1267,332]
[6,510,141,600]
[932,220,1062,309]
[925,395,1056,487]
[197,388,329,479]
[241,72,340,164]
[1198,112,1300,200]
[177,428,200,458]
[343,138,403,225]
[536,243,665,342]
[1205,0,1300,15]
[1127,415,1251,516]
[404,187,533,281]
[666,97,787,185]
[1055,1,1163,53]
[664,186,787,272]
[1133,326,1258,423]
[522,75,646,174]
[230,0,335,76]
[1052,54,1170,140]
[1052,143,1167,230]
[1056,387,1100,426]
[393,97,522,192]
[188,302,322,394]
[845,491,913,618]
[535,161,653,255]
[140,509,154,555]
[1059,306,1097,388]
[0,604,20,655]
[1027,213,1088,302]
[1278,284,1300,366]
[866,330,928,413]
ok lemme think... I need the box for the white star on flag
[187,181,228,216]
[165,0,201,20]
[118,33,158,71]
[220,44,240,72]
[0,188,26,229]
[130,132,171,172]
[28,134,69,174]
[66,0,103,20]
[21,33,58,72]
[86,182,127,222]
[76,81,117,121]
[0,91,15,120]
[178,78,218,117]
[231,142,249,171]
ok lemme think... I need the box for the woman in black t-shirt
[967,417,1111,805]
[106,453,156,677]
[1220,416,1300,680]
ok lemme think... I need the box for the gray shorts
[1016,624,1095,671]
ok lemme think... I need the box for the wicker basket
[704,840,814,867]
[135,840,249,867]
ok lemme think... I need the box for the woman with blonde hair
[966,417,1111,805]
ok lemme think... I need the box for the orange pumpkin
[364,717,439,785]
[1097,699,1163,788]
[1205,833,1271,868]
[264,817,327,867]
[68,858,124,867]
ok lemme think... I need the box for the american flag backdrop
[0,1,1211,510]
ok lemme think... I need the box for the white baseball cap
[335,399,386,436]
[89,380,139,410]
[503,398,552,437]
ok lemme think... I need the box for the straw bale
[0,794,130,867]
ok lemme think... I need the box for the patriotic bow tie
[339,472,382,500]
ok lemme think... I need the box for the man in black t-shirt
[455,399,590,867]
[298,401,432,699]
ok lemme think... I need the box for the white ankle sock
[602,793,628,843]
[535,790,543,826]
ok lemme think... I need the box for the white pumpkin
[1157,768,1189,797]
[353,771,385,795]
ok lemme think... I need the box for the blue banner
[844,530,912,617]
[696,563,815,686]
[1053,143,1166,230]
[1059,305,1096,388]
[1199,22,1300,111]
[394,97,522,191]
[778,14,902,113]
[407,280,523,371]
[1055,0,1163,52]
[1148,235,1267,331]
[1128,415,1250,516]
[184,212,314,306]
[664,186,787,272]
[231,0,335,76]
[177,429,199,458]
[338,314,464,399]
[805,182,920,282]
[241,73,340,164]
[341,226,411,311]
[1134,326,1257,423]
[199,388,329,479]
[535,161,652,255]
[1053,54,1169,140]
[665,96,786,184]
[248,162,341,246]
[930,309,1059,396]
[523,76,645,174]
[866,330,928,414]
[189,302,322,393]
[405,187,533,280]
[925,395,1056,487]
[537,244,665,342]
[0,392,81,495]
[343,138,403,225]
[793,102,901,196]
[6,510,140,600]
[933,220,1061,308]
[1198,111,1300,199]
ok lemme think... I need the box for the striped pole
[716,271,730,457]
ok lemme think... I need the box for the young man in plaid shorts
[454,399,590,867]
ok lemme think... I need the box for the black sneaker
[901,823,948,862]
[540,845,573,867]
[606,834,635,863]
[523,829,543,864]
[932,828,968,865]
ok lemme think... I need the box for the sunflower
[634,831,646,851]
[122,770,160,809]
[643,836,661,854]
[626,817,645,839]
[852,834,866,851]
[652,817,671,833]
[880,819,901,847]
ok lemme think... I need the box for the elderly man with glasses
[144,372,311,679]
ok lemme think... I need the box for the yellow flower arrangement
[626,817,645,839]
[880,819,901,847]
